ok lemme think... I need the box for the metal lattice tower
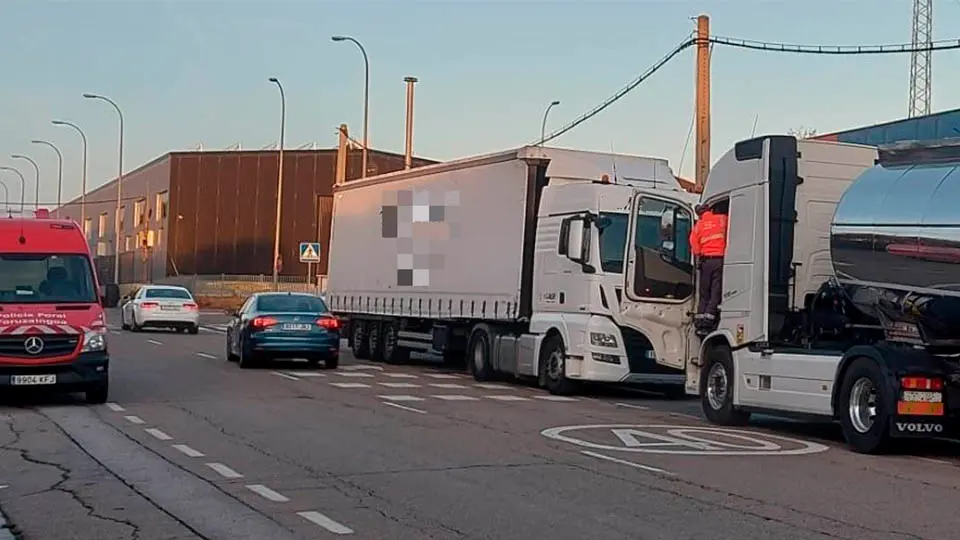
[908,0,933,117]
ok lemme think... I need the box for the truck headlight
[589,332,618,348]
[81,329,107,353]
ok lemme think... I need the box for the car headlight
[82,329,107,353]
[589,332,618,348]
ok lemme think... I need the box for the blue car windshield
[256,294,328,313]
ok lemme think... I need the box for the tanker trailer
[693,134,960,454]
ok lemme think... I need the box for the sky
[3,0,960,208]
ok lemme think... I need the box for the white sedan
[120,285,200,334]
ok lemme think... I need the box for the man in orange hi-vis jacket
[689,201,729,325]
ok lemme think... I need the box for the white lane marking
[536,395,579,402]
[474,383,511,390]
[207,462,243,479]
[485,395,530,401]
[426,373,460,379]
[431,395,479,401]
[285,371,327,377]
[297,511,355,535]
[172,444,205,458]
[246,484,290,502]
[124,415,145,425]
[110,330,122,335]
[428,383,468,389]
[145,428,173,441]
[271,372,301,381]
[147,339,163,345]
[196,352,218,360]
[382,402,427,414]
[581,450,676,476]
[616,402,650,410]
[379,382,421,388]
[341,364,383,371]
[330,382,371,389]
[378,395,425,402]
[105,402,125,412]
[336,372,374,378]
[382,373,418,379]
[918,457,952,465]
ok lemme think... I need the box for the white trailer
[327,145,698,395]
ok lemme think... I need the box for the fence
[154,274,328,297]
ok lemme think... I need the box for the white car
[120,285,200,334]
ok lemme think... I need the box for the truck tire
[351,321,370,360]
[367,322,384,362]
[837,357,892,454]
[700,345,750,426]
[381,323,409,365]
[467,325,495,381]
[539,334,578,396]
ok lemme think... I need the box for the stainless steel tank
[830,139,960,347]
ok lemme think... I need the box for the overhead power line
[536,33,960,146]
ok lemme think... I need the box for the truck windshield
[598,213,629,273]
[0,253,98,304]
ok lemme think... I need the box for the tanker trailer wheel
[837,357,892,454]
[351,321,371,360]
[700,345,750,426]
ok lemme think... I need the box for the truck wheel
[700,345,750,425]
[351,321,370,360]
[539,334,578,396]
[467,326,495,381]
[381,323,409,365]
[367,322,384,362]
[85,381,109,404]
[838,357,892,454]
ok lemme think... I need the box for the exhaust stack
[403,76,418,170]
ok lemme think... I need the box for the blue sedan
[225,292,341,369]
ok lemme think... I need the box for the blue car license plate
[282,323,312,331]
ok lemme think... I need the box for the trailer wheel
[351,321,370,360]
[700,345,750,426]
[540,334,578,396]
[381,322,409,364]
[838,357,892,454]
[467,325,495,381]
[367,322,384,362]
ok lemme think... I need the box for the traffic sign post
[299,242,321,263]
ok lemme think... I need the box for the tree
[787,126,818,139]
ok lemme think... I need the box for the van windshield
[0,253,98,304]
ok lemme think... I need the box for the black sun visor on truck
[877,137,960,167]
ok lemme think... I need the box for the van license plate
[161,306,179,311]
[11,375,57,386]
[282,323,312,331]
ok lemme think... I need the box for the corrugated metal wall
[816,108,960,146]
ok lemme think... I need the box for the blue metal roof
[825,108,960,146]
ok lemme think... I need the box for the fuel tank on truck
[830,138,960,349]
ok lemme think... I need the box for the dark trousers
[698,257,724,318]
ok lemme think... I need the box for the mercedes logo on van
[23,337,44,355]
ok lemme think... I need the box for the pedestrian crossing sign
[299,242,321,263]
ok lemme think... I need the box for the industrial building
[55,147,435,285]
[814,107,960,145]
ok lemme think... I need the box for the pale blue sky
[3,0,960,207]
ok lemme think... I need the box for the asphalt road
[0,310,958,540]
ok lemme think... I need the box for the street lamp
[83,93,125,284]
[0,179,9,216]
[540,100,561,146]
[11,154,40,209]
[0,166,26,214]
[331,35,370,178]
[31,140,63,211]
[52,120,89,225]
[268,77,286,286]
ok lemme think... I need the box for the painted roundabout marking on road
[540,424,830,456]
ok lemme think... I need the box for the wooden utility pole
[694,14,711,194]
[335,124,348,186]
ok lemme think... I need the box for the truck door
[623,193,696,370]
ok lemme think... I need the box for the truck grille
[0,335,80,359]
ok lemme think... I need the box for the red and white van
[0,212,109,403]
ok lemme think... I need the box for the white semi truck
[684,135,960,453]
[326,146,698,395]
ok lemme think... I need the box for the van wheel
[351,321,370,359]
[539,334,578,395]
[85,382,109,404]
[838,357,892,454]
[700,345,750,425]
[467,325,495,381]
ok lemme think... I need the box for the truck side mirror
[566,218,585,262]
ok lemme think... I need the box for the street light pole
[52,120,89,226]
[0,180,9,216]
[268,77,286,286]
[0,166,26,214]
[540,100,560,146]
[83,93,125,284]
[11,155,40,209]
[331,35,370,178]
[31,140,63,212]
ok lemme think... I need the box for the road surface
[0,309,957,539]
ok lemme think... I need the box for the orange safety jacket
[689,210,728,257]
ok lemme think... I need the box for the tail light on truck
[897,376,944,416]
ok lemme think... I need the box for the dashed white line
[336,372,374,378]
[473,383,511,390]
[330,382,371,389]
[124,415,145,425]
[145,428,173,441]
[382,402,427,414]
[206,462,243,479]
[918,457,952,466]
[105,402,125,412]
[147,339,163,345]
[379,382,421,388]
[426,373,461,379]
[485,395,530,401]
[271,372,301,381]
[382,373,418,379]
[196,352,218,360]
[581,450,676,476]
[285,371,327,377]
[428,383,468,389]
[378,395,425,402]
[172,444,205,458]
[246,484,290,502]
[297,511,354,535]
[341,364,383,371]
[615,402,650,410]
[535,395,579,402]
[431,395,479,401]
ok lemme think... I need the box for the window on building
[96,242,108,257]
[83,218,92,240]
[146,230,157,248]
[117,206,126,232]
[134,199,146,227]
[156,191,168,221]
[124,236,133,252]
[155,228,163,247]
[98,213,108,238]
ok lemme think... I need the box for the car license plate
[282,323,312,331]
[11,374,57,386]
[161,305,179,311]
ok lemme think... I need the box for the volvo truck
[326,145,698,395]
